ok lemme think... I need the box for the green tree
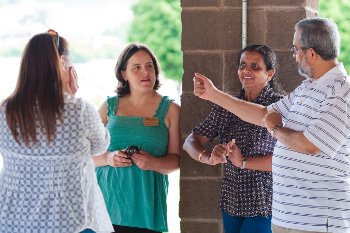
[128,0,182,82]
[319,0,350,73]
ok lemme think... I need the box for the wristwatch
[240,158,247,169]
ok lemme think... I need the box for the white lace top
[0,95,113,233]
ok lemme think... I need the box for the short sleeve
[268,81,308,120]
[193,105,224,141]
[268,92,294,121]
[304,88,350,158]
[82,101,110,155]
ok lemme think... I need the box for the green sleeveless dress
[95,95,172,232]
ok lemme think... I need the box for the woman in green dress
[93,43,180,233]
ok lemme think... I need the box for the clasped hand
[206,139,243,167]
[105,149,154,170]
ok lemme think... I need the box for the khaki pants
[272,224,329,233]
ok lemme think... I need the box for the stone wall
[179,1,318,233]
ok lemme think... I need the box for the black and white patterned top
[0,95,113,233]
[193,85,282,217]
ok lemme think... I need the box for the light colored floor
[167,170,181,233]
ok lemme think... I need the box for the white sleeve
[81,101,110,156]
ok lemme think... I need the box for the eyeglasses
[290,46,308,55]
[47,29,59,49]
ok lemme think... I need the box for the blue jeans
[222,210,272,233]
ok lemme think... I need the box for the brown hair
[115,43,161,97]
[4,33,65,145]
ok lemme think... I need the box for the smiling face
[238,51,273,92]
[122,50,156,92]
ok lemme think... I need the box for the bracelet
[198,149,207,162]
[271,125,282,137]
[240,158,247,169]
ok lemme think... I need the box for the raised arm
[194,73,268,127]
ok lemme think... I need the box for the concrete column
[180,0,318,233]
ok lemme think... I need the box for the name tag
[143,117,159,127]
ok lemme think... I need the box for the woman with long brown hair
[0,31,113,233]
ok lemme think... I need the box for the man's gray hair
[295,17,340,60]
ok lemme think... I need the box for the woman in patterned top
[0,31,113,232]
[92,43,180,233]
[183,45,283,233]
[52,28,79,96]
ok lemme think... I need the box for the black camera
[124,145,141,159]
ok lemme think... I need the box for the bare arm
[272,127,320,154]
[98,100,108,126]
[93,151,109,167]
[243,155,272,171]
[93,150,132,167]
[183,132,210,162]
[183,133,227,165]
[92,100,131,167]
[263,111,320,154]
[194,73,268,127]
[132,102,181,174]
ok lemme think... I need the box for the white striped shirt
[268,63,350,233]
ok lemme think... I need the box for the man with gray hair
[193,17,350,233]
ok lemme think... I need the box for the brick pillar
[180,1,318,233]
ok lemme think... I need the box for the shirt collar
[239,85,275,103]
[312,62,348,85]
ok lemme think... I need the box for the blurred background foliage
[319,0,350,73]
[0,0,348,78]
[128,0,182,82]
